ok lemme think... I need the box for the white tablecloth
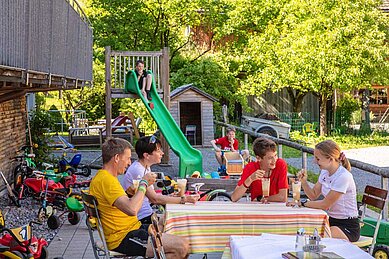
[230,233,372,259]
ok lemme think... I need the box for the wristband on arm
[242,181,250,189]
[139,179,149,187]
[138,185,147,194]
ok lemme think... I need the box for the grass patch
[282,146,302,158]
[290,131,389,150]
[288,164,319,183]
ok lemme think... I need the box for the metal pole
[244,133,248,151]
[382,176,388,221]
[302,152,307,171]
[278,144,283,159]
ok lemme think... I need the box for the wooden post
[99,128,103,148]
[128,111,140,139]
[105,46,112,138]
[160,47,170,164]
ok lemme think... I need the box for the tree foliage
[226,0,389,135]
[170,55,247,120]
[73,0,389,136]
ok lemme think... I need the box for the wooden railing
[215,121,389,220]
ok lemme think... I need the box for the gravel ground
[0,151,94,245]
[1,146,387,246]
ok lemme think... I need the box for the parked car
[240,115,291,139]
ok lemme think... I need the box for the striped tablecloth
[164,202,331,254]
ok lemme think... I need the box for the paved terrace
[48,146,389,258]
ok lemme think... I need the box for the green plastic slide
[124,70,203,178]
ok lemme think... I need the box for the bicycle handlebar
[32,170,58,178]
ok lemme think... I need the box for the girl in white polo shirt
[296,140,360,242]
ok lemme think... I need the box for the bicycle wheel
[80,165,91,177]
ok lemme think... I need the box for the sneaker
[146,91,152,100]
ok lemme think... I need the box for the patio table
[229,233,372,259]
[164,202,331,254]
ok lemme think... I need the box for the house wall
[170,90,214,146]
[247,89,319,122]
[0,97,26,182]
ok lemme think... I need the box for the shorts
[140,214,152,225]
[113,224,150,256]
[329,217,360,242]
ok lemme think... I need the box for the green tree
[170,55,246,120]
[83,0,208,61]
[223,0,389,135]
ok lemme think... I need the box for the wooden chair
[352,185,388,256]
[148,213,166,259]
[81,191,138,259]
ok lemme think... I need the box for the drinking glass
[292,180,302,208]
[261,178,270,204]
[132,180,140,190]
[176,179,187,196]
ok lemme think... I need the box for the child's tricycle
[0,210,48,259]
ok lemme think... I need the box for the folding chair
[81,191,138,259]
[352,185,388,256]
[148,213,166,259]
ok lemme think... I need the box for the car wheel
[257,127,278,138]
[207,191,232,201]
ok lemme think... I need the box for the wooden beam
[110,50,163,56]
[0,90,25,103]
[111,88,138,99]
[160,47,170,164]
[128,111,140,139]
[105,46,112,138]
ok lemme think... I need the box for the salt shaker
[295,228,306,251]
[309,228,321,245]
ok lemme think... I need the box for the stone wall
[0,97,26,182]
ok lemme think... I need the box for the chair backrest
[185,125,196,134]
[81,190,111,259]
[148,213,166,259]
[302,123,314,135]
[360,185,388,255]
[81,191,145,259]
